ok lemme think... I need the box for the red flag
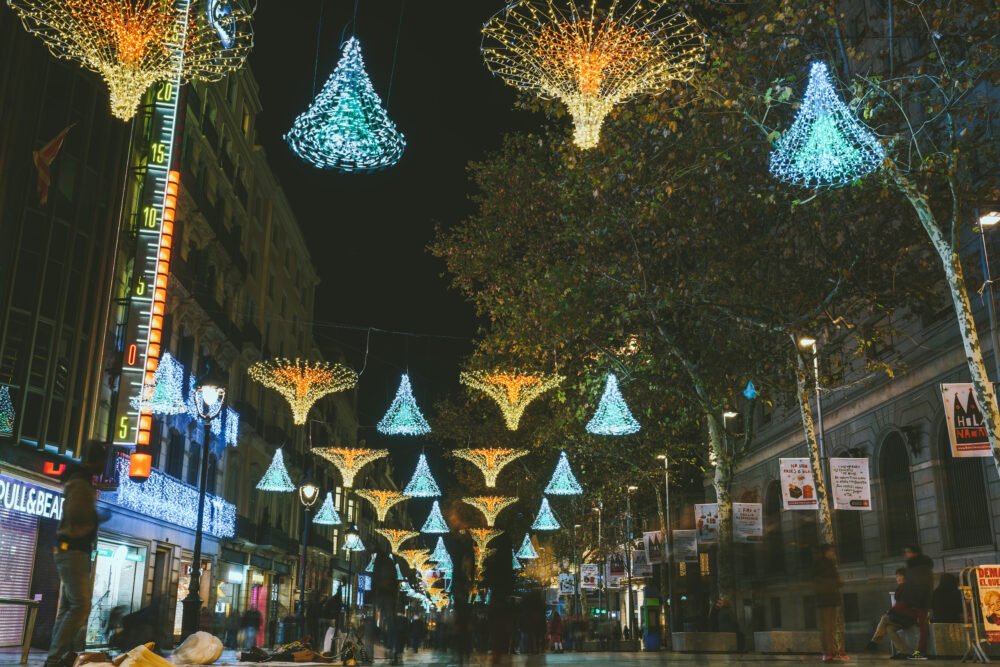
[32,125,72,206]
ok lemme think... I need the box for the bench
[0,597,40,665]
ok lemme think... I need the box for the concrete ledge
[672,632,738,653]
[754,630,822,654]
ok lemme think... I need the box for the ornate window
[880,433,918,556]
[938,423,992,548]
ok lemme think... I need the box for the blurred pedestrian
[813,544,848,662]
[932,572,963,624]
[900,544,933,659]
[548,612,563,653]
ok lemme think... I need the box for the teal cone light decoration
[257,448,296,492]
[130,352,187,415]
[545,451,584,496]
[285,37,405,173]
[365,554,377,573]
[313,492,343,525]
[586,373,641,435]
[421,500,449,534]
[531,497,561,531]
[429,537,453,574]
[377,374,431,436]
[743,380,759,401]
[404,453,441,498]
[769,62,884,188]
[516,534,538,560]
[0,385,14,435]
[512,550,522,570]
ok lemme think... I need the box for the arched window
[793,511,818,571]
[880,433,918,556]
[835,451,865,563]
[764,480,785,573]
[938,423,992,548]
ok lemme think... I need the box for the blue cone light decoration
[313,492,342,525]
[516,534,538,560]
[769,62,884,188]
[586,373,641,435]
[257,448,296,492]
[404,453,441,498]
[365,554,377,573]
[531,497,561,531]
[512,550,522,570]
[743,380,759,401]
[421,500,449,534]
[285,37,406,173]
[545,451,584,496]
[377,374,431,436]
[429,537,453,574]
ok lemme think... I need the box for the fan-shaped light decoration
[545,451,584,496]
[469,528,504,554]
[313,492,342,526]
[375,528,419,554]
[256,448,296,492]
[516,534,539,560]
[512,550,523,570]
[531,497,561,531]
[403,453,441,498]
[399,549,431,571]
[356,489,409,522]
[129,352,186,414]
[462,496,518,527]
[586,373,640,435]
[769,62,885,188]
[377,374,431,436]
[313,447,388,488]
[421,500,450,534]
[474,546,491,574]
[285,37,405,172]
[248,358,357,425]
[7,0,254,120]
[460,371,564,430]
[482,0,704,149]
[453,448,529,488]
[0,386,15,435]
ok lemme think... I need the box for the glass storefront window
[173,559,212,636]
[86,540,147,645]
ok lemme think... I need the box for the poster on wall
[631,547,652,577]
[559,573,575,595]
[695,503,720,543]
[977,565,1000,643]
[643,531,665,564]
[779,458,819,510]
[830,458,873,510]
[608,550,626,577]
[581,564,599,589]
[672,529,698,561]
[733,502,763,542]
[941,383,995,458]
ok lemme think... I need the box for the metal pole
[625,494,634,641]
[181,418,213,638]
[345,550,354,631]
[979,213,1000,382]
[597,505,605,623]
[298,505,312,638]
[664,457,674,640]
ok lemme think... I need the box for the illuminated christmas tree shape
[285,37,405,173]
[516,534,539,560]
[312,447,388,488]
[377,374,431,436]
[428,537,452,570]
[256,448,296,492]
[7,0,255,120]
[531,497,561,531]
[0,385,15,435]
[365,554,377,573]
[512,550,523,570]
[462,496,518,527]
[375,528,419,554]
[403,454,441,498]
[249,358,357,425]
[313,492,342,525]
[482,0,704,149]
[770,62,885,188]
[129,352,186,414]
[460,371,564,430]
[343,531,366,552]
[743,380,759,401]
[396,564,406,582]
[399,549,431,571]
[469,528,503,554]
[453,448,529,488]
[587,373,641,435]
[545,451,584,496]
[421,500,450,534]
[356,489,409,522]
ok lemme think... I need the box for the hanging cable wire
[311,0,326,96]
[386,0,406,106]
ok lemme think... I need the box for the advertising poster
[978,565,1000,643]
[559,573,575,595]
[942,383,995,458]
[780,458,818,510]
[672,529,698,561]
[608,550,626,577]
[643,531,665,565]
[830,458,873,510]
[580,564,599,589]
[695,503,720,543]
[631,547,652,577]
[733,502,763,543]
[604,564,621,588]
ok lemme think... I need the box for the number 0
[127,344,137,366]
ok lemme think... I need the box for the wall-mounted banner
[780,458,818,510]
[631,547,652,577]
[608,551,626,577]
[830,458,872,510]
[672,529,698,561]
[580,564,599,589]
[733,502,763,543]
[695,503,720,543]
[941,383,995,458]
[643,531,665,565]
[559,573,575,595]
[977,565,1000,643]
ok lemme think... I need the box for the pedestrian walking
[900,544,934,659]
[812,544,849,662]
[549,612,563,653]
[865,568,918,657]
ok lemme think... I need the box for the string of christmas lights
[545,451,584,495]
[531,497,561,531]
[0,386,15,435]
[355,489,409,522]
[256,448,296,492]
[130,352,186,414]
[460,371,564,430]
[313,492,342,525]
[377,374,431,436]
[461,496,518,527]
[248,358,357,425]
[453,448,529,488]
[375,528,419,554]
[586,373,641,435]
[312,447,388,488]
[516,533,539,560]
[421,500,450,534]
[403,453,441,498]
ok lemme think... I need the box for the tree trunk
[708,413,735,603]
[793,345,835,545]
[654,484,672,648]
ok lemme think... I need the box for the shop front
[86,538,148,645]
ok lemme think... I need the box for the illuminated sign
[0,474,64,520]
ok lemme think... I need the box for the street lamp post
[296,480,320,638]
[180,369,227,639]
[593,504,604,623]
[979,210,1000,381]
[656,454,674,642]
[342,523,365,631]
[572,523,582,618]
[626,485,638,641]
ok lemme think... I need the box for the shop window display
[86,541,147,645]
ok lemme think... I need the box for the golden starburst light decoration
[312,447,388,488]
[469,528,504,554]
[453,448,529,488]
[374,528,419,554]
[8,0,255,120]
[462,496,519,527]
[482,0,705,148]
[356,489,409,522]
[460,371,563,430]
[249,358,357,425]
[398,549,431,571]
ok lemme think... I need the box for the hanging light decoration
[516,534,539,560]
[0,385,15,435]
[375,528,419,554]
[355,489,409,522]
[512,549,523,571]
[403,453,441,498]
[428,537,451,564]
[129,352,187,415]
[312,447,388,488]
[482,0,704,149]
[545,451,584,496]
[461,496,518,527]
[531,497,561,531]
[469,528,504,555]
[421,500,450,534]
[377,374,431,436]
[398,549,431,571]
[248,358,357,425]
[769,62,885,188]
[7,0,255,121]
[586,373,640,435]
[364,553,377,573]
[313,492,342,525]
[743,380,759,401]
[453,448,529,488]
[286,37,405,172]
[256,448,296,492]
[343,524,366,552]
[460,371,563,430]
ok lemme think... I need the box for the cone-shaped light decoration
[531,497,561,531]
[512,550,523,570]
[396,564,406,582]
[249,358,357,425]
[460,371,564,430]
[462,496,518,527]
[364,554,377,573]
[0,385,15,435]
[375,528,419,554]
[313,492,342,525]
[257,448,296,492]
[743,380,759,400]
[356,489,409,522]
[586,373,640,435]
[129,352,187,414]
[285,37,405,172]
[377,374,431,436]
[343,526,366,552]
[421,500,450,534]
[545,451,584,496]
[469,528,504,554]
[313,447,388,488]
[516,534,539,560]
[453,448,529,488]
[428,537,453,573]
[769,62,885,188]
[403,454,441,498]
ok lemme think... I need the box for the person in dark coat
[932,573,964,623]
[899,544,934,658]
[813,544,847,662]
